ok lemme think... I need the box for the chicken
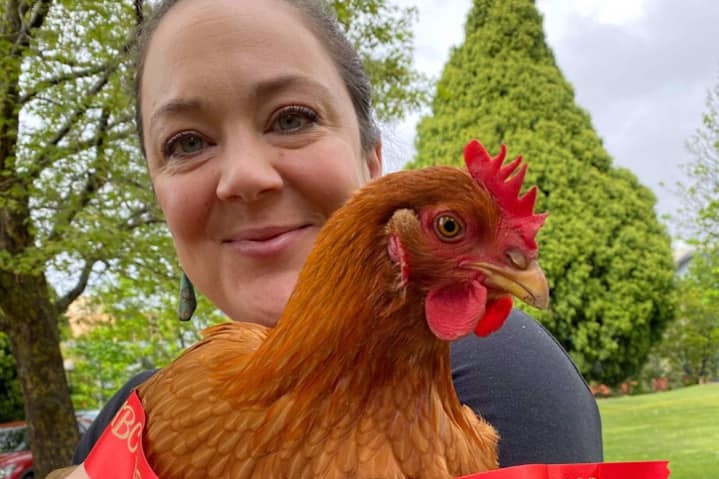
[137,140,548,478]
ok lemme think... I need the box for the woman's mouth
[223,225,314,257]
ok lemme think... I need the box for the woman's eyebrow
[253,74,334,102]
[149,97,207,127]
[148,75,334,130]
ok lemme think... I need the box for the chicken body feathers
[137,321,497,478]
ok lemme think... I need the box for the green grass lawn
[598,383,719,479]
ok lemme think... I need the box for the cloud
[545,0,719,221]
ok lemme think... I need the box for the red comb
[464,140,547,248]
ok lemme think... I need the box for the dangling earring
[178,271,197,321]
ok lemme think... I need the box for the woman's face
[142,0,381,325]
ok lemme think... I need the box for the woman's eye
[164,132,208,158]
[271,106,318,133]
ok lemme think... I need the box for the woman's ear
[366,139,383,180]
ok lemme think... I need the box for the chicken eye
[434,214,464,242]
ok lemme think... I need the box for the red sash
[84,390,158,479]
[459,461,670,478]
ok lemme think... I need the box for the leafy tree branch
[20,63,110,105]
[55,258,96,313]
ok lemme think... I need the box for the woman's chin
[223,274,298,326]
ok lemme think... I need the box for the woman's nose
[215,138,284,202]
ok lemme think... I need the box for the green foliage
[330,0,429,119]
[599,384,719,479]
[0,333,24,422]
[645,252,719,385]
[64,282,225,410]
[14,1,167,282]
[410,0,676,384]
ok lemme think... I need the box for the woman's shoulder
[451,309,603,466]
[451,308,586,378]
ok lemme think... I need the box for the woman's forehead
[145,0,315,60]
[140,0,346,119]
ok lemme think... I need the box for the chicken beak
[470,260,549,309]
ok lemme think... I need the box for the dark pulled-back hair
[133,0,380,156]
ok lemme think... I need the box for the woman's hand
[44,464,89,479]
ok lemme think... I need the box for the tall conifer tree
[411,0,675,384]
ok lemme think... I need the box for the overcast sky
[384,0,719,236]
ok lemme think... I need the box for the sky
[384,0,719,235]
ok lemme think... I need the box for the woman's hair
[134,0,380,156]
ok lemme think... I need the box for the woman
[73,0,602,471]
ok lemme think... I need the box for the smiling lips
[223,225,313,257]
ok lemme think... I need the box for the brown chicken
[134,140,548,478]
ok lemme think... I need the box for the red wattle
[474,296,513,337]
[425,281,487,341]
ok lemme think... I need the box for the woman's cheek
[155,177,211,239]
[301,147,367,214]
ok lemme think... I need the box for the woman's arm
[451,309,603,466]
[45,464,88,479]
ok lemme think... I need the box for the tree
[649,69,719,386]
[0,1,156,473]
[677,69,719,251]
[0,0,424,474]
[409,0,676,385]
